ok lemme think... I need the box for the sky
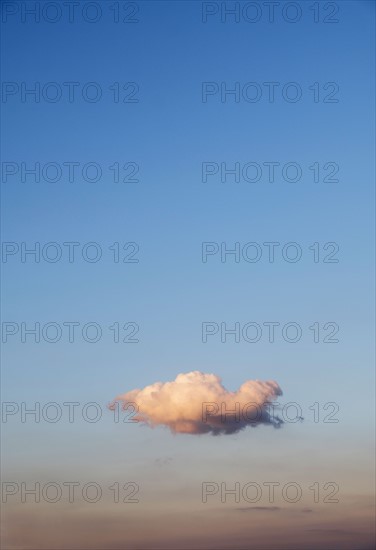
[1,0,375,549]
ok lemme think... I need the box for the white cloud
[110,371,282,435]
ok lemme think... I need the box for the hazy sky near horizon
[1,1,375,548]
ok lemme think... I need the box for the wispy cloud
[237,506,281,512]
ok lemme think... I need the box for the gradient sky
[1,1,375,549]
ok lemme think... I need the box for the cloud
[306,528,357,535]
[155,457,173,467]
[110,371,282,435]
[237,506,281,512]
[236,507,313,514]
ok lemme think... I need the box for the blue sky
[1,1,375,549]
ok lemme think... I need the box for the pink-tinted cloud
[110,371,282,435]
